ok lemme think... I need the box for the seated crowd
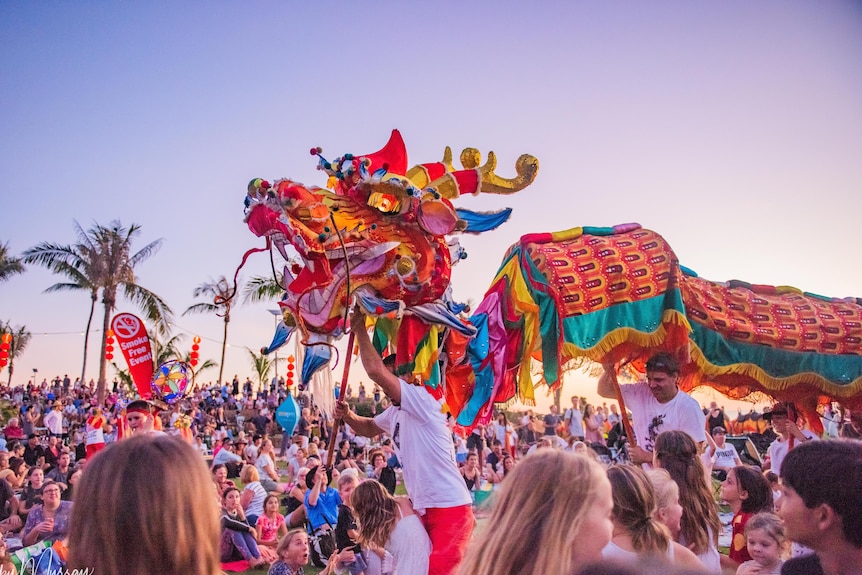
[0,376,859,575]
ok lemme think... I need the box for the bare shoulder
[671,542,707,572]
[394,496,415,516]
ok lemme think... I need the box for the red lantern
[105,344,114,353]
[105,353,113,361]
[190,351,199,360]
[190,359,198,367]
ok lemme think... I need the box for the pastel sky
[2,1,861,413]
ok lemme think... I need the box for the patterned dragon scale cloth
[449,223,862,430]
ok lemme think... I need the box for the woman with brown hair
[352,478,431,574]
[458,450,614,575]
[255,438,287,493]
[602,465,704,570]
[654,430,722,573]
[21,480,70,546]
[68,434,222,575]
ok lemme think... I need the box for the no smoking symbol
[112,314,140,339]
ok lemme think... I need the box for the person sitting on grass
[240,465,267,526]
[304,464,341,567]
[220,486,266,569]
[21,480,71,547]
[211,463,234,499]
[19,466,45,516]
[255,494,286,564]
[257,438,288,493]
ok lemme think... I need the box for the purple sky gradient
[2,1,861,411]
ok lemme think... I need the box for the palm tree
[183,276,233,386]
[246,348,278,392]
[0,243,25,282]
[23,221,173,402]
[22,222,99,388]
[1,321,31,387]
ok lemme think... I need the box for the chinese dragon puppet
[238,131,862,433]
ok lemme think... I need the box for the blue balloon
[275,394,299,435]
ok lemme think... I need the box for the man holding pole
[598,352,705,466]
[334,308,473,575]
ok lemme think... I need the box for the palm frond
[242,274,285,304]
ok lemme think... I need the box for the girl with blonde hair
[68,434,221,575]
[458,450,613,575]
[645,468,684,539]
[603,465,703,570]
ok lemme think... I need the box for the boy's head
[337,470,360,505]
[778,440,862,550]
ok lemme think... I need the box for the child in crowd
[256,494,287,564]
[736,513,786,575]
[646,468,684,540]
[720,466,773,568]
[335,472,367,575]
[267,529,342,575]
[762,471,780,502]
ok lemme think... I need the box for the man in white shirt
[43,401,64,438]
[335,308,473,575]
[598,352,706,466]
[564,396,585,441]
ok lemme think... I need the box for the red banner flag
[110,313,154,398]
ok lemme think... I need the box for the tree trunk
[80,292,97,388]
[97,298,112,405]
[218,316,229,386]
[5,363,12,387]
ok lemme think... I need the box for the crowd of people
[0,344,859,575]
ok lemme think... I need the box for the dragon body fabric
[449,224,862,431]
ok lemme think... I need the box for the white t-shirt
[43,410,63,435]
[767,432,818,475]
[712,442,741,469]
[564,407,584,438]
[620,383,706,456]
[255,453,276,479]
[374,380,471,513]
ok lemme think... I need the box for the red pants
[86,442,105,460]
[421,504,474,575]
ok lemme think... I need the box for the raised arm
[351,308,401,405]
[597,364,618,399]
[334,401,384,438]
